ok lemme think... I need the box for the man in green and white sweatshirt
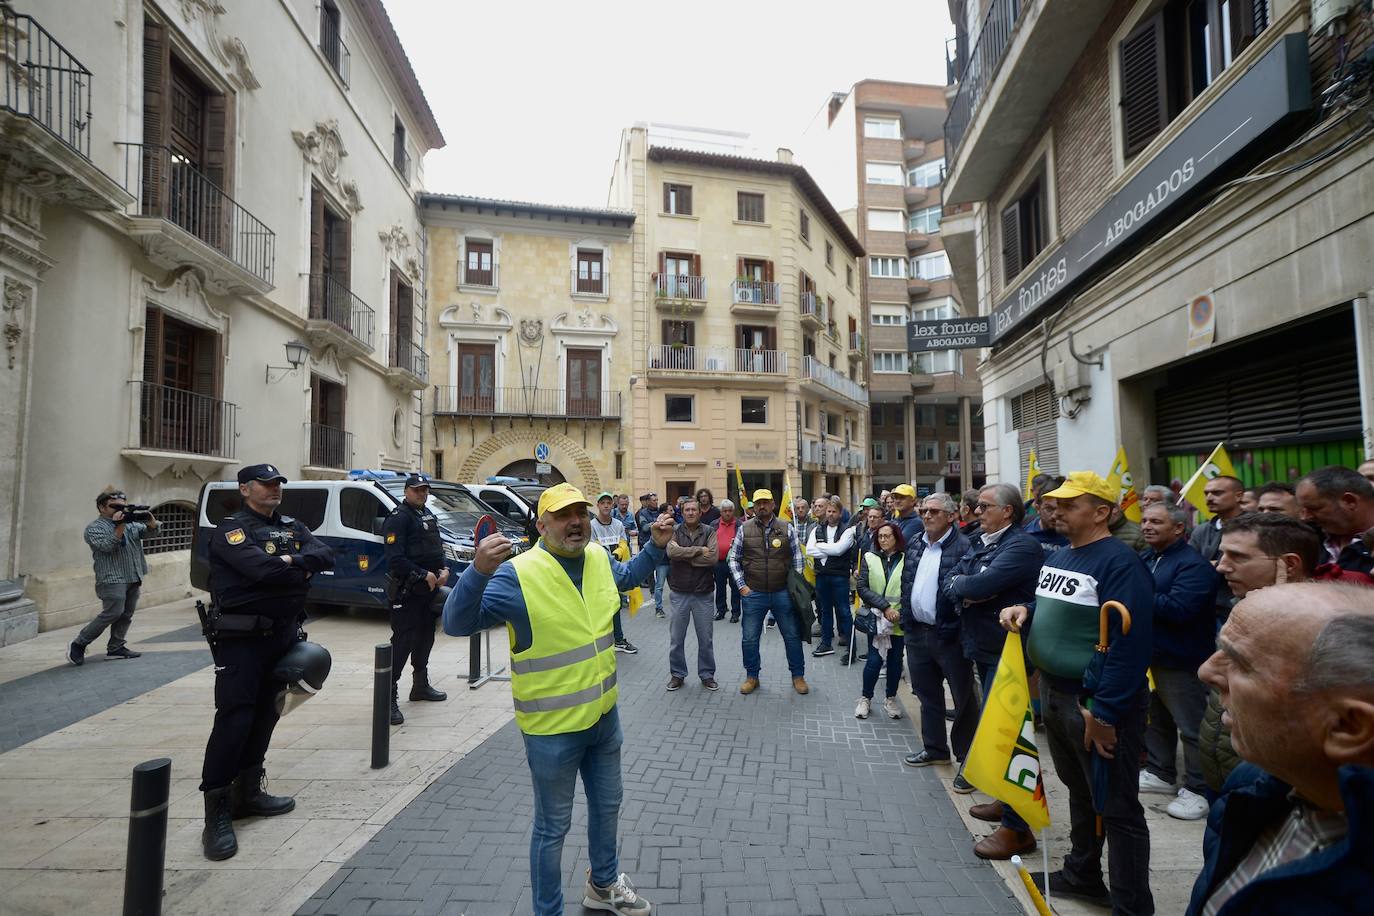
[1001,471,1155,915]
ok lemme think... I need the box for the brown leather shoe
[969,801,1004,823]
[740,677,760,695]
[973,826,1037,860]
[666,676,685,691]
[792,677,810,695]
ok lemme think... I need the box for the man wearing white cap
[445,483,674,915]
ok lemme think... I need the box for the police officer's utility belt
[212,612,278,635]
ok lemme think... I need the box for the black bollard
[372,643,391,769]
[123,757,171,916]
[468,632,482,684]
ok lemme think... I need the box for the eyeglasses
[975,502,1000,511]
[917,508,947,515]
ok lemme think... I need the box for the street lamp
[265,339,312,384]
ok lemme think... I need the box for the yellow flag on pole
[735,465,752,510]
[963,632,1051,832]
[1025,449,1041,497]
[1105,446,1142,523]
[1179,442,1237,521]
[778,469,795,523]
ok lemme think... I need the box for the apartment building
[608,125,869,508]
[418,195,635,497]
[802,82,985,498]
[943,0,1373,488]
[0,0,442,639]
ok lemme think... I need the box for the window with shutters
[576,249,606,295]
[464,238,494,287]
[310,375,349,468]
[319,0,348,85]
[309,183,353,326]
[1118,0,1270,159]
[737,192,765,222]
[1000,174,1046,286]
[392,116,409,178]
[872,440,887,463]
[388,268,416,373]
[846,264,854,290]
[1011,384,1061,478]
[663,183,693,215]
[799,209,810,243]
[867,209,904,233]
[140,307,226,456]
[825,240,834,269]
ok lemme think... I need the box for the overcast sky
[385,0,955,209]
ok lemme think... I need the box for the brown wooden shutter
[682,185,692,215]
[1120,13,1167,158]
[192,330,222,398]
[141,21,170,215]
[736,257,744,277]
[202,92,234,193]
[388,267,401,363]
[691,253,701,276]
[143,307,164,385]
[309,186,324,279]
[657,251,666,275]
[330,211,351,281]
[765,326,777,350]
[1234,0,1266,54]
[1000,201,1022,284]
[662,183,670,213]
[765,260,774,282]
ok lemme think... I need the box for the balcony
[907,276,932,297]
[306,423,352,474]
[944,0,1112,204]
[800,291,824,331]
[393,147,411,183]
[305,273,374,359]
[802,356,867,407]
[905,230,930,253]
[117,143,275,294]
[645,345,787,382]
[383,334,428,390]
[729,279,779,316]
[434,387,622,420]
[903,140,926,162]
[652,273,707,312]
[0,10,129,211]
[571,269,608,298]
[319,12,350,87]
[848,331,864,361]
[903,184,928,207]
[120,381,238,479]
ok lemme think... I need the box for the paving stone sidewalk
[302,600,1018,916]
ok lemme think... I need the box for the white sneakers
[883,697,902,719]
[1138,770,1176,795]
[583,871,652,914]
[855,697,871,719]
[856,697,902,719]
[1167,787,1209,820]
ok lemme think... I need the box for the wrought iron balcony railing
[572,269,607,296]
[319,12,350,87]
[944,0,1027,162]
[803,356,867,404]
[433,387,622,420]
[1,9,92,157]
[307,422,351,469]
[646,345,787,375]
[118,143,275,286]
[307,273,374,349]
[385,333,428,380]
[653,273,707,300]
[730,279,779,305]
[132,381,237,458]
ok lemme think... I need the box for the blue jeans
[653,564,667,609]
[741,589,804,678]
[714,560,741,617]
[521,708,623,916]
[814,575,852,644]
[862,632,904,699]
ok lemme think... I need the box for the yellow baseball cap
[751,488,775,502]
[536,482,594,517]
[1045,471,1117,504]
[891,483,917,498]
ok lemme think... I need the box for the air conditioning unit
[734,287,757,304]
[704,357,727,371]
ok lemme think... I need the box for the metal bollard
[123,757,171,916]
[372,643,391,770]
[468,632,482,683]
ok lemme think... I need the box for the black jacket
[383,502,445,579]
[945,524,1042,665]
[898,526,971,641]
[209,508,333,616]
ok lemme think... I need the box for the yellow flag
[1105,446,1142,523]
[1179,442,1237,521]
[779,469,795,523]
[1025,449,1041,497]
[735,466,752,510]
[963,633,1051,832]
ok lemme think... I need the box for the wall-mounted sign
[908,316,992,351]
[680,441,696,451]
[1186,292,1217,352]
[534,442,550,462]
[535,462,552,475]
[988,35,1311,345]
[738,443,779,461]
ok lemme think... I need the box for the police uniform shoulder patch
[385,533,397,544]
[265,541,277,554]
[225,528,246,545]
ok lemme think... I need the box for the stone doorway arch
[496,459,567,484]
[456,430,600,494]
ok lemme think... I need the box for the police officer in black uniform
[382,472,449,725]
[201,463,333,860]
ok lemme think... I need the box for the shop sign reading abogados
[988,34,1311,345]
[907,316,992,351]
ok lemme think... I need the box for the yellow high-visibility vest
[509,542,619,735]
[863,551,905,637]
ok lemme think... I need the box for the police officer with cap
[382,472,449,725]
[201,462,334,860]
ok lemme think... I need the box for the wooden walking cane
[1087,599,1132,838]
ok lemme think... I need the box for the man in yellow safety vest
[444,483,674,916]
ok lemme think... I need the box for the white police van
[190,470,529,611]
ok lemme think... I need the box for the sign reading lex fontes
[908,316,992,351]
[988,34,1311,345]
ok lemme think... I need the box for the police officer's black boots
[390,682,404,725]
[202,786,238,861]
[232,766,296,818]
[409,669,447,702]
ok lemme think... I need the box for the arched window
[143,502,197,554]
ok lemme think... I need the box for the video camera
[115,504,154,523]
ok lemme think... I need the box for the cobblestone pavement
[302,598,1018,916]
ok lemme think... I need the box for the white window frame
[869,256,907,278]
[872,440,887,463]
[911,297,956,322]
[906,159,946,188]
[914,441,937,462]
[872,351,909,374]
[907,206,942,235]
[914,350,959,374]
[459,232,500,292]
[895,441,905,462]
[911,251,952,281]
[914,406,936,426]
[865,161,905,185]
[867,208,905,233]
[863,116,901,139]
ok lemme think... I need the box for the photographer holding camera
[68,486,158,666]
